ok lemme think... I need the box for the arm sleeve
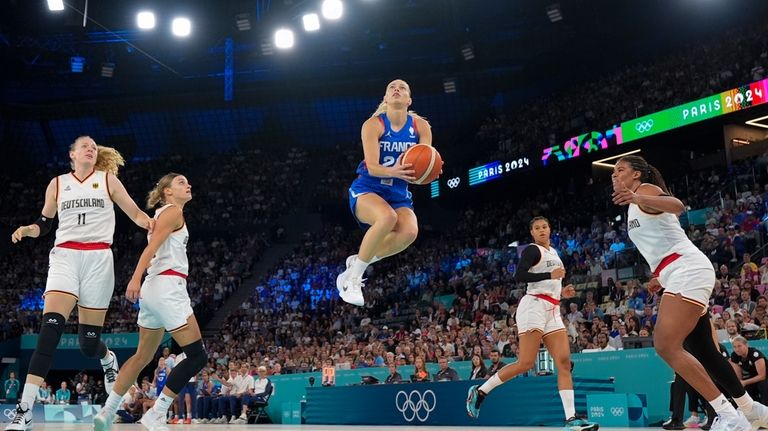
[514,245,552,283]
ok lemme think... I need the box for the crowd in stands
[208,154,768,380]
[3,20,768,426]
[475,23,768,163]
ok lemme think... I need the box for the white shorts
[44,246,114,310]
[137,275,193,332]
[516,294,565,336]
[658,251,715,308]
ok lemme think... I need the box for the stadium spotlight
[136,11,155,30]
[172,17,192,37]
[321,0,343,20]
[47,0,64,11]
[303,13,320,32]
[274,28,295,49]
[592,149,642,169]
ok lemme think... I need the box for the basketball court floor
[21,425,657,430]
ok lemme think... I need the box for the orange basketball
[402,144,443,185]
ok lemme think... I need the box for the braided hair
[618,155,671,195]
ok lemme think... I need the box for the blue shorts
[349,178,413,228]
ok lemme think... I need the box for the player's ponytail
[371,101,388,118]
[147,173,182,209]
[619,155,671,195]
[69,136,125,176]
[646,164,670,195]
[94,146,125,176]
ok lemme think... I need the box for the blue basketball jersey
[156,368,168,393]
[355,113,420,190]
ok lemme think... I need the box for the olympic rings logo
[395,389,437,422]
[611,407,625,416]
[447,177,461,189]
[3,409,15,420]
[634,119,654,133]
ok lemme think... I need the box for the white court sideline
[12,425,657,431]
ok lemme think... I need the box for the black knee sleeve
[78,324,108,359]
[684,314,746,398]
[28,313,66,378]
[165,340,208,394]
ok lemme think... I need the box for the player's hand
[551,267,566,279]
[389,153,416,182]
[647,277,662,294]
[126,278,141,303]
[11,226,30,243]
[561,284,576,299]
[612,182,639,206]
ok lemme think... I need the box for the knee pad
[78,324,108,358]
[165,340,208,394]
[28,313,66,377]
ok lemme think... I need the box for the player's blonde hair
[370,79,425,121]
[69,136,125,176]
[146,172,183,209]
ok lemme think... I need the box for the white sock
[103,391,123,415]
[349,258,370,279]
[710,394,737,415]
[734,393,754,413]
[478,373,503,395]
[154,393,175,414]
[21,383,39,407]
[370,255,381,263]
[100,350,114,366]
[559,389,576,419]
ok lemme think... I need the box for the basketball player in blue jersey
[336,79,433,306]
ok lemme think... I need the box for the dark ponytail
[619,155,671,195]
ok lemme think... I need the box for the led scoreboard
[468,158,531,186]
[429,78,768,198]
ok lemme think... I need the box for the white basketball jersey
[627,198,700,272]
[526,244,563,299]
[146,204,189,278]
[55,170,115,245]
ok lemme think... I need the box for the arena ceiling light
[101,63,115,78]
[321,0,343,20]
[47,0,64,11]
[235,13,251,31]
[274,28,295,49]
[171,17,192,37]
[591,149,642,169]
[460,43,475,61]
[546,3,563,22]
[443,78,457,94]
[136,11,155,30]
[303,13,320,32]
[745,114,768,129]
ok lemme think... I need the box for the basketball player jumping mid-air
[336,79,433,306]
